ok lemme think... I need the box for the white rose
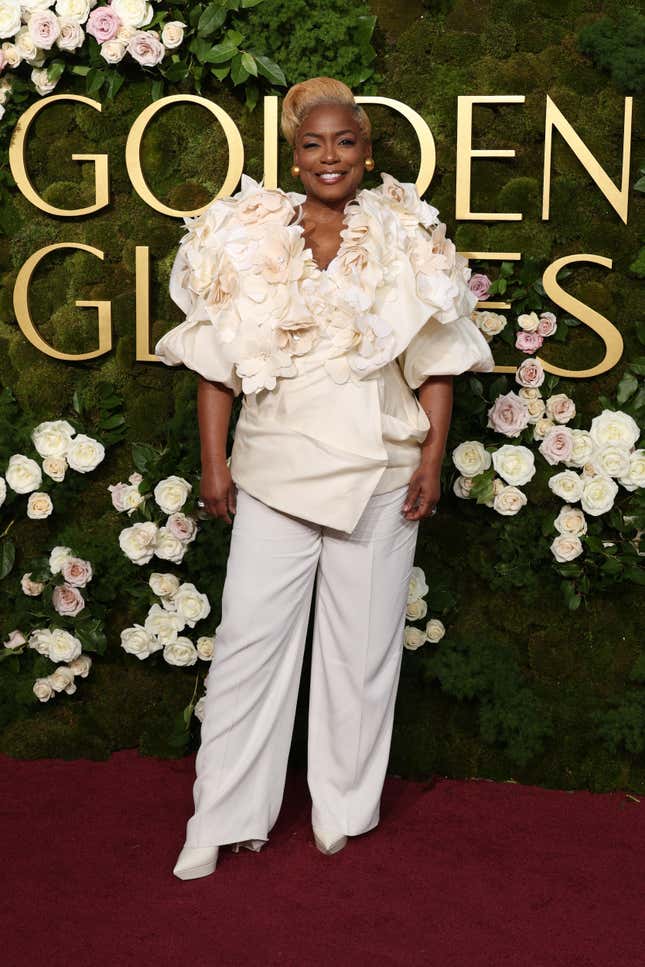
[548,470,584,502]
[49,664,76,693]
[1,41,21,67]
[120,624,161,660]
[580,474,618,516]
[27,490,53,519]
[452,440,491,478]
[0,2,21,39]
[14,26,39,59]
[99,38,127,63]
[408,565,428,603]
[49,628,82,663]
[31,418,75,458]
[5,453,42,493]
[66,433,104,472]
[194,695,206,721]
[161,19,185,48]
[554,505,587,537]
[149,572,180,598]
[403,625,427,651]
[154,526,187,564]
[493,485,527,516]
[54,0,91,23]
[154,475,191,514]
[524,397,546,423]
[617,449,645,492]
[546,393,576,424]
[31,66,59,95]
[43,456,67,481]
[0,475,5,507]
[3,629,26,649]
[119,521,158,564]
[590,443,632,479]
[21,572,45,596]
[491,444,535,486]
[28,628,52,655]
[425,618,446,643]
[110,0,152,28]
[453,475,473,498]
[144,602,185,643]
[163,637,198,667]
[69,653,92,677]
[550,534,583,563]
[49,544,72,574]
[33,677,54,702]
[406,597,428,621]
[589,409,640,449]
[566,429,595,468]
[115,23,136,41]
[173,583,211,628]
[56,17,84,49]
[517,387,542,401]
[196,635,215,660]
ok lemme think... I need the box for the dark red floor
[1,749,643,967]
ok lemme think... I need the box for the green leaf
[616,371,638,404]
[240,51,257,76]
[204,40,238,64]
[211,64,231,80]
[0,539,15,580]
[253,53,286,86]
[627,356,645,376]
[131,442,161,475]
[86,68,105,98]
[47,59,66,83]
[230,53,249,85]
[198,1,228,35]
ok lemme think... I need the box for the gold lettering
[356,96,436,195]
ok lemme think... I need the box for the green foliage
[577,7,645,93]
[229,0,381,90]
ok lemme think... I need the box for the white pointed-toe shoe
[313,828,348,855]
[173,844,219,880]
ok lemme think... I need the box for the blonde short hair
[281,76,372,147]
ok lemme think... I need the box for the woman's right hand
[199,461,237,524]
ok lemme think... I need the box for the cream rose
[120,624,162,660]
[493,486,528,516]
[5,453,42,493]
[554,505,587,537]
[1,41,21,67]
[119,521,158,565]
[66,433,105,472]
[28,628,52,656]
[163,637,198,667]
[31,67,59,95]
[580,474,618,516]
[403,625,427,651]
[56,17,84,50]
[160,20,185,49]
[21,572,45,596]
[154,527,187,564]
[491,444,535,486]
[69,653,92,677]
[196,635,215,660]
[406,597,428,621]
[546,393,576,424]
[43,456,67,481]
[153,475,191,514]
[533,418,555,441]
[100,37,127,63]
[474,310,506,340]
[566,430,595,468]
[548,470,584,502]
[550,534,583,563]
[149,572,180,598]
[0,475,5,507]
[54,0,92,23]
[4,629,26,649]
[452,440,492,478]
[173,583,211,628]
[144,603,185,644]
[425,618,446,643]
[33,677,54,702]
[589,409,640,449]
[0,2,21,39]
[590,443,632,479]
[517,311,540,332]
[110,0,152,28]
[49,665,76,693]
[26,490,53,519]
[617,449,645,492]
[453,476,474,499]
[194,695,206,721]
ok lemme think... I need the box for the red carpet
[1,749,643,967]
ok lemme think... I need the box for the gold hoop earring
[364,157,374,171]
[291,164,300,177]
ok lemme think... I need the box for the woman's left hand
[402,461,441,520]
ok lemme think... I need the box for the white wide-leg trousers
[184,483,420,848]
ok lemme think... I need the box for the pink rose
[515,331,544,354]
[127,30,165,67]
[539,426,574,466]
[166,512,197,544]
[3,630,26,649]
[487,391,531,438]
[537,312,557,337]
[515,357,545,388]
[52,583,85,617]
[108,481,131,512]
[468,273,491,300]
[86,7,122,43]
[129,472,143,485]
[27,10,60,50]
[61,556,93,588]
[546,393,576,424]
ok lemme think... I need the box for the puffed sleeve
[398,226,496,389]
[154,205,243,397]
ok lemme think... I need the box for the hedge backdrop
[0,0,643,792]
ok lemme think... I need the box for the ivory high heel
[313,828,348,855]
[173,844,219,880]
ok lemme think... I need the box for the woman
[155,76,495,880]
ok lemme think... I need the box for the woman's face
[292,102,371,206]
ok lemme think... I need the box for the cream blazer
[155,173,495,533]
